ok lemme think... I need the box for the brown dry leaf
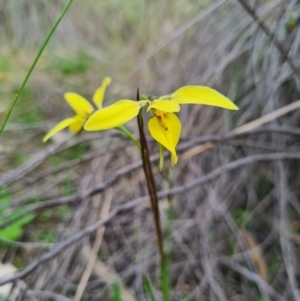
[239,228,268,282]
[232,100,300,134]
[180,142,214,161]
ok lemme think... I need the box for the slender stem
[136,92,165,265]
[163,170,173,300]
[0,0,74,135]
[115,125,141,150]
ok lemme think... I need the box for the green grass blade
[0,0,74,135]
[111,282,123,301]
[143,275,156,301]
[161,262,169,301]
[116,125,141,150]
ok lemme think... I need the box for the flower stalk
[137,90,166,265]
[116,125,141,150]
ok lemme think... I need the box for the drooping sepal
[148,111,181,165]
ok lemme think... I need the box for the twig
[81,247,137,300]
[73,190,112,301]
[0,132,126,189]
[278,162,299,299]
[137,92,166,266]
[24,290,73,301]
[179,98,300,159]
[232,100,300,134]
[2,151,300,286]
[2,117,300,193]
[126,0,227,81]
[0,237,54,249]
[0,155,151,229]
[2,148,300,231]
[0,140,66,188]
[220,258,285,301]
[235,0,299,74]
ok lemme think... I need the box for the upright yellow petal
[84,100,145,131]
[147,100,180,112]
[93,77,112,108]
[64,93,94,118]
[69,115,85,133]
[167,86,238,110]
[148,111,181,165]
[43,117,76,142]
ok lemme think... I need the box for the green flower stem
[116,125,141,150]
[0,0,74,135]
[163,169,173,301]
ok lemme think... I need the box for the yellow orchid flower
[43,77,111,142]
[84,86,238,168]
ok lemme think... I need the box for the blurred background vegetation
[1,0,300,300]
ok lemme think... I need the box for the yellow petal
[93,77,112,108]
[168,86,238,110]
[84,100,144,131]
[43,117,76,142]
[148,111,181,165]
[69,115,85,133]
[64,92,94,118]
[147,100,180,112]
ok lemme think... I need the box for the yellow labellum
[84,100,143,131]
[148,111,181,165]
[165,86,238,110]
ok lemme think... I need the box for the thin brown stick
[220,258,285,301]
[0,132,131,189]
[73,190,112,301]
[24,289,73,301]
[137,91,165,264]
[1,144,299,230]
[235,0,299,74]
[2,151,300,286]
